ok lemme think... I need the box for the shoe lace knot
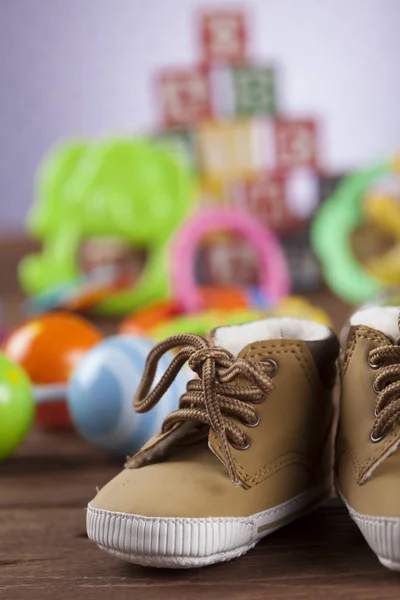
[133,333,275,484]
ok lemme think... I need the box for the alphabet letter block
[156,67,211,127]
[233,66,277,116]
[200,10,248,65]
[273,120,318,171]
[197,119,258,180]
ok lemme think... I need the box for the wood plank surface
[1,239,399,598]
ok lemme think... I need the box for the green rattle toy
[0,353,34,460]
[19,138,195,315]
[311,156,399,304]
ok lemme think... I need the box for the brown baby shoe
[87,317,339,568]
[337,306,400,571]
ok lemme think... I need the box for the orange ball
[2,312,103,429]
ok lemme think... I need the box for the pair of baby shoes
[87,307,400,571]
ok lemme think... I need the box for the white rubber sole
[378,557,400,572]
[87,480,329,568]
[338,488,400,572]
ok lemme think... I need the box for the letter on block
[273,120,318,170]
[233,66,277,116]
[197,120,258,180]
[156,68,211,127]
[200,10,248,65]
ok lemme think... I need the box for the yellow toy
[363,190,400,284]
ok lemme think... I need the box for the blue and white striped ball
[68,335,189,456]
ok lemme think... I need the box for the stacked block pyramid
[152,8,324,291]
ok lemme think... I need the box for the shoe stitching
[341,329,386,378]
[245,342,318,389]
[233,453,311,485]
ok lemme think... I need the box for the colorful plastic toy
[149,308,265,339]
[171,208,291,313]
[119,300,182,337]
[68,336,189,455]
[362,191,400,284]
[120,295,331,340]
[119,285,251,337]
[266,295,332,326]
[0,353,34,460]
[311,157,399,304]
[152,296,331,339]
[1,332,189,458]
[2,312,103,428]
[26,266,132,315]
[19,138,195,315]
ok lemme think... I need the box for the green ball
[0,353,34,460]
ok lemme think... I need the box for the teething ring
[311,157,400,304]
[171,208,291,313]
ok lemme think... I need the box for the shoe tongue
[211,317,332,357]
[350,306,400,341]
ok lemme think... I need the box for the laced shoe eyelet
[260,358,278,376]
[372,381,381,394]
[242,413,260,428]
[230,436,251,451]
[368,356,383,370]
[250,395,266,405]
[370,431,385,443]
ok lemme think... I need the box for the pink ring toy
[171,208,291,313]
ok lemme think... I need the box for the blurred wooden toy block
[152,128,198,169]
[197,227,321,292]
[231,172,310,236]
[196,119,261,180]
[211,65,277,117]
[156,67,211,127]
[232,172,290,234]
[233,66,277,115]
[281,231,321,292]
[197,235,258,287]
[273,119,318,171]
[199,10,248,65]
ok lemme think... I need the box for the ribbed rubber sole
[378,556,400,572]
[87,480,329,568]
[338,488,400,572]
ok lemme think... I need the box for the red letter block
[200,10,248,65]
[232,171,315,236]
[273,120,318,171]
[156,67,211,127]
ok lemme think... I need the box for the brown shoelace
[368,328,400,441]
[134,333,275,484]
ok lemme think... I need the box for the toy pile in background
[19,138,196,316]
[152,7,323,293]
[0,312,189,460]
[6,5,400,464]
[1,302,332,461]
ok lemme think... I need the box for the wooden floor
[3,428,400,599]
[1,244,400,598]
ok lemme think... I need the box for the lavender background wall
[1,0,400,232]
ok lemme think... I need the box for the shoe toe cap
[88,450,233,518]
